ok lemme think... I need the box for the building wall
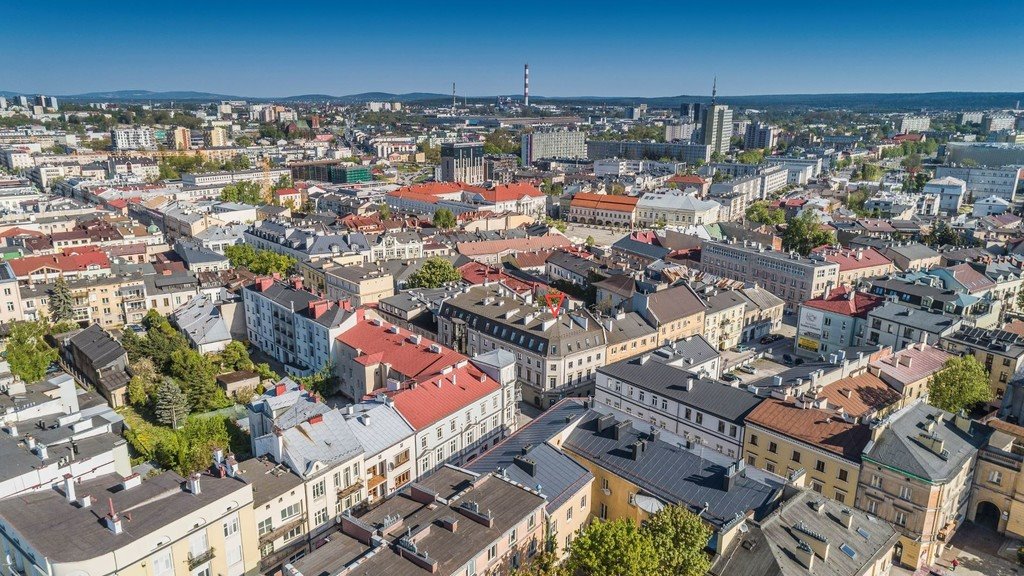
[743,423,860,505]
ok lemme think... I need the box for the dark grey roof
[611,237,671,260]
[468,399,593,512]
[942,326,1024,357]
[173,240,228,265]
[603,311,656,345]
[862,400,991,482]
[546,250,600,278]
[235,457,304,507]
[67,324,125,368]
[882,243,939,261]
[599,357,761,423]
[564,412,779,530]
[866,302,960,333]
[638,283,707,326]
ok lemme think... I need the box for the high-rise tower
[524,64,530,107]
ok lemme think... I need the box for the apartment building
[632,283,708,345]
[969,418,1024,539]
[812,247,895,287]
[743,122,778,150]
[181,167,292,187]
[795,287,884,358]
[864,302,961,351]
[940,326,1024,400]
[602,309,659,364]
[635,189,720,227]
[110,126,156,150]
[698,240,840,313]
[586,140,712,164]
[701,289,748,351]
[521,129,587,165]
[867,343,953,405]
[856,401,990,569]
[324,263,395,306]
[287,467,547,576]
[934,166,1021,204]
[242,277,357,376]
[437,285,607,408]
[0,469,258,576]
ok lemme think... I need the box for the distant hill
[2,89,1022,111]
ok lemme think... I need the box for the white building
[636,189,721,227]
[973,195,1012,217]
[898,115,931,133]
[925,176,967,214]
[110,127,156,150]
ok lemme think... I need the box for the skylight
[840,543,857,559]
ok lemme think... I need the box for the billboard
[798,307,824,336]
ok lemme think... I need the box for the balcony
[187,548,215,570]
[367,473,387,490]
[338,479,363,499]
[258,517,305,546]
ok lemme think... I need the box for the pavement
[893,523,1022,576]
[563,223,630,247]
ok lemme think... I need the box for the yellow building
[634,284,707,345]
[602,310,659,365]
[940,327,1024,401]
[969,419,1024,538]
[0,468,258,576]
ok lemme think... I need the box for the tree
[745,201,785,226]
[377,202,392,220]
[127,376,149,407]
[218,341,254,372]
[642,505,712,576]
[432,208,457,230]
[782,211,836,256]
[155,379,190,428]
[586,235,596,247]
[221,180,264,205]
[566,518,660,576]
[925,220,966,247]
[48,276,75,323]
[408,257,461,289]
[928,355,991,413]
[170,348,227,412]
[224,244,296,275]
[736,149,766,165]
[1017,288,1024,312]
[6,321,57,383]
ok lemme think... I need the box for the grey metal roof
[467,398,594,512]
[866,302,960,333]
[564,411,779,530]
[603,311,656,346]
[66,324,125,368]
[341,399,415,459]
[170,294,231,346]
[280,409,364,476]
[862,400,991,482]
[611,237,671,260]
[599,357,761,423]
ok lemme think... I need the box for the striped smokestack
[524,63,530,107]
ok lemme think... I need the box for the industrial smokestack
[524,63,530,107]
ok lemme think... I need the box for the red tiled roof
[569,192,639,213]
[473,182,543,201]
[746,398,871,461]
[274,187,300,197]
[812,247,893,271]
[870,343,952,387]
[944,263,996,293]
[456,235,571,257]
[803,286,883,318]
[337,316,465,381]
[820,373,902,418]
[388,362,500,430]
[457,262,537,294]
[7,247,110,277]
[667,174,707,186]
[0,227,44,239]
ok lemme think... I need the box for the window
[834,490,846,504]
[695,413,703,425]
[599,503,608,519]
[508,528,517,545]
[257,518,273,536]
[768,442,778,454]
[866,500,878,515]
[284,525,302,542]
[990,470,1003,485]
[528,514,536,530]
[226,542,242,567]
[581,495,587,509]
[223,514,239,537]
[281,502,301,521]
[894,511,907,527]
[487,544,498,561]
[811,481,823,493]
[792,450,801,463]
[899,486,912,501]
[870,475,882,489]
[189,530,209,558]
[313,480,325,500]
[436,427,443,439]
[260,543,273,559]
[747,455,757,466]
[314,508,329,526]
[601,477,609,490]
[152,550,174,576]
[838,469,849,482]
[765,461,776,474]
[815,460,826,473]
[566,507,573,521]
[750,434,758,446]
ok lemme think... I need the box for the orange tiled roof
[570,192,639,212]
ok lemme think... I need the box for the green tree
[745,201,785,226]
[221,180,264,205]
[642,505,712,576]
[218,341,254,372]
[432,208,458,230]
[408,257,461,289]
[925,221,966,247]
[928,355,991,413]
[736,148,766,165]
[224,244,296,275]
[48,276,75,323]
[1016,288,1024,311]
[6,321,58,383]
[272,174,293,191]
[155,379,190,428]
[566,518,660,576]
[586,235,596,247]
[170,348,227,412]
[377,202,392,220]
[127,375,149,407]
[782,211,836,256]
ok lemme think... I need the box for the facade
[795,287,883,357]
[940,326,1024,400]
[813,247,895,287]
[440,142,485,184]
[520,129,587,165]
[635,189,720,227]
[935,165,1022,204]
[242,277,357,376]
[586,140,712,164]
[632,283,708,345]
[437,285,607,408]
[324,263,394,306]
[110,126,156,150]
[898,115,931,133]
[864,302,961,351]
[970,419,1024,539]
[566,192,638,227]
[856,401,990,569]
[698,240,840,313]
[0,469,258,576]
[703,104,734,155]
[58,324,131,408]
[743,122,777,150]
[924,176,967,214]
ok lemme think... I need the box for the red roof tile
[337,317,465,381]
[389,363,500,429]
[7,247,110,277]
[803,286,883,318]
[746,398,870,461]
[569,192,639,212]
[811,247,893,271]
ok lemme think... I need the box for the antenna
[452,82,456,112]
[711,76,717,106]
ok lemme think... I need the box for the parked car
[722,373,740,383]
[760,334,783,344]
[735,344,753,352]
[738,365,758,375]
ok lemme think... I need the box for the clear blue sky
[3,1,1022,97]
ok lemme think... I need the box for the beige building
[970,419,1024,538]
[856,401,988,570]
[324,264,394,307]
[633,283,708,345]
[701,289,747,351]
[940,326,1024,401]
[0,466,258,576]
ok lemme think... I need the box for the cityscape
[2,3,1024,576]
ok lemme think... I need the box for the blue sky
[2,1,1022,97]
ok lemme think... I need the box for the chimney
[105,498,123,535]
[514,454,537,476]
[121,473,142,491]
[5,422,17,437]
[794,541,815,570]
[255,276,273,291]
[837,508,854,529]
[686,378,695,391]
[225,453,239,477]
[63,474,76,503]
[275,382,286,396]
[187,472,202,495]
[212,448,224,465]
[25,435,36,450]
[310,300,329,319]
[36,443,48,460]
[954,410,972,433]
[723,460,745,491]
[628,440,645,461]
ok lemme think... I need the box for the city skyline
[3,1,1022,98]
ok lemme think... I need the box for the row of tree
[158,153,250,180]
[224,244,297,275]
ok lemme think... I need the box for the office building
[935,165,1022,204]
[983,113,1017,133]
[587,140,712,164]
[703,104,733,156]
[440,141,485,184]
[520,129,586,165]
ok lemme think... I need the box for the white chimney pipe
[63,474,76,503]
[188,473,202,495]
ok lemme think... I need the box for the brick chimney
[255,276,274,291]
[291,277,303,290]
[310,300,329,319]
